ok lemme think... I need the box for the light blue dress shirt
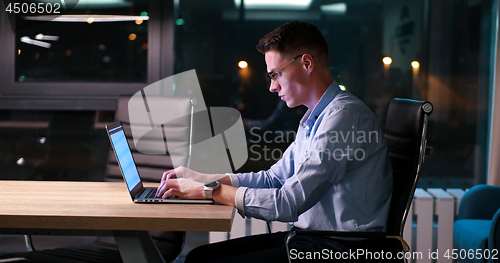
[230,82,393,232]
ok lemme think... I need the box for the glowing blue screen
[109,128,141,192]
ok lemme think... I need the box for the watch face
[205,181,219,188]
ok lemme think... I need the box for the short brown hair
[256,21,329,66]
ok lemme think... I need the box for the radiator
[209,188,466,263]
[405,188,466,263]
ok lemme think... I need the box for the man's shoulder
[325,91,372,116]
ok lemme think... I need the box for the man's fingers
[161,188,177,199]
[156,179,179,197]
[156,181,167,197]
[161,170,177,181]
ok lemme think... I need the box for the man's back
[291,88,393,231]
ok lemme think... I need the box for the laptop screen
[108,124,142,193]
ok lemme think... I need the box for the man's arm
[213,184,237,207]
[217,175,232,186]
[156,169,237,206]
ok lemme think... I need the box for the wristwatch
[203,180,220,200]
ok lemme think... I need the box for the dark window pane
[14,0,148,82]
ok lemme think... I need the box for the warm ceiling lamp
[238,61,248,69]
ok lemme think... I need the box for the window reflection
[14,0,148,82]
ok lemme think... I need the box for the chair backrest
[105,95,194,182]
[384,98,433,237]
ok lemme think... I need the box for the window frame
[0,0,174,110]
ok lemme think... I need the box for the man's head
[257,21,332,109]
[256,20,329,69]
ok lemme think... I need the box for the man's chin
[285,101,297,108]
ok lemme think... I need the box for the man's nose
[269,80,280,93]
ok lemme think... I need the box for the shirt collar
[300,81,341,128]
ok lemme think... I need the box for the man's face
[265,51,309,108]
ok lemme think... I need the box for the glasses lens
[266,72,274,81]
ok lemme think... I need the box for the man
[156,20,392,262]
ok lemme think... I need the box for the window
[0,0,171,110]
[14,0,149,82]
[173,0,497,188]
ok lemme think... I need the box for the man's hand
[160,166,202,181]
[156,177,205,199]
[160,166,229,184]
[156,166,236,204]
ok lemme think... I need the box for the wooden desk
[0,181,236,263]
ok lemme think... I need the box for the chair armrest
[458,185,500,220]
[489,208,500,253]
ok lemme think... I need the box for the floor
[0,231,207,262]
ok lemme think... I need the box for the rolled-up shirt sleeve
[234,143,296,189]
[234,187,248,217]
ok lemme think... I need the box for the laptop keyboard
[144,188,181,200]
[146,188,158,198]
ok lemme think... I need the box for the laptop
[106,121,213,204]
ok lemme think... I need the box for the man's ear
[302,53,314,71]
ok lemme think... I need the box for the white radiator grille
[404,188,466,263]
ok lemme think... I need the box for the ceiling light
[23,15,149,22]
[20,36,51,48]
[39,0,132,9]
[320,3,347,15]
[35,34,59,41]
[234,0,313,10]
[238,61,248,69]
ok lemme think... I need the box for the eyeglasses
[267,54,303,81]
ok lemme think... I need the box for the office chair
[285,98,433,262]
[2,95,192,263]
[453,184,500,263]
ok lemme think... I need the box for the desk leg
[113,231,166,263]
